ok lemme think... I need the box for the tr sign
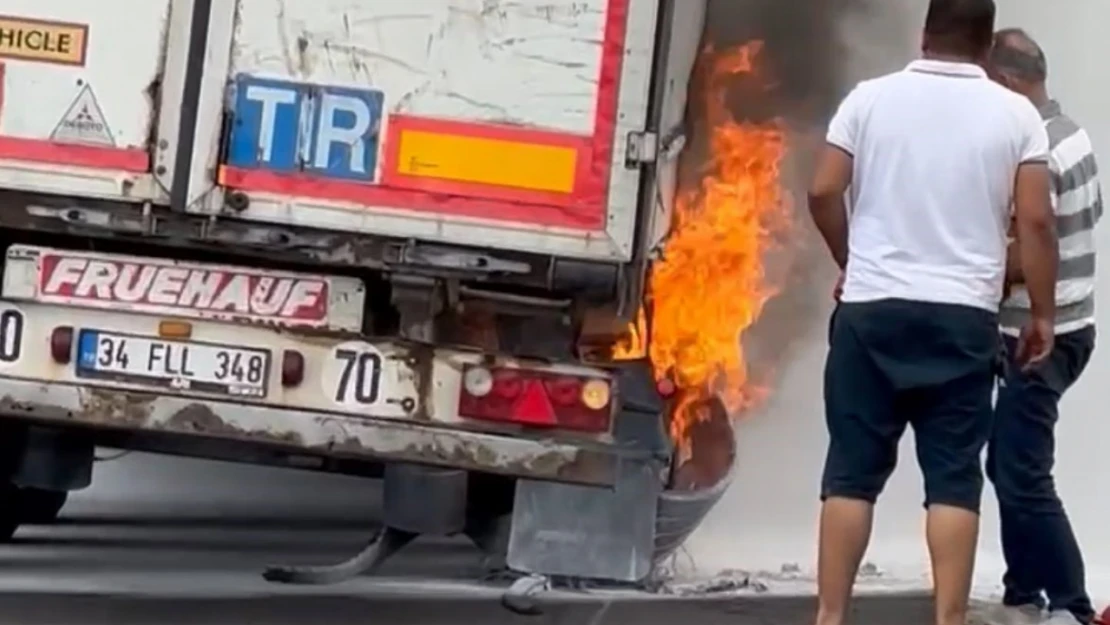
[226,75,385,182]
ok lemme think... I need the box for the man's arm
[1012,113,1057,322]
[1006,155,1060,290]
[809,86,862,270]
[809,148,852,269]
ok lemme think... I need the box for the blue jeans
[987,326,1096,624]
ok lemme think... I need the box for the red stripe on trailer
[0,136,149,172]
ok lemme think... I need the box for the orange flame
[627,42,791,453]
[611,307,648,359]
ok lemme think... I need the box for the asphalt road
[0,451,942,624]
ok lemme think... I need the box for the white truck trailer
[0,0,717,591]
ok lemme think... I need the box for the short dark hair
[924,0,997,57]
[989,28,1048,82]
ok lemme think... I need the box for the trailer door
[180,0,663,263]
[0,0,198,205]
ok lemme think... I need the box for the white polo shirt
[828,59,1050,312]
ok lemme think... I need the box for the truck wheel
[17,487,68,524]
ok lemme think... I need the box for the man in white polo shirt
[806,1,1059,625]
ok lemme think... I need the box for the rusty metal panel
[0,375,621,486]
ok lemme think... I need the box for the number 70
[334,349,382,404]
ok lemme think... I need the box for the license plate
[75,330,271,398]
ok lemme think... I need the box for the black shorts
[821,298,999,512]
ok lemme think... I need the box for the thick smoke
[673,0,925,578]
[706,0,922,105]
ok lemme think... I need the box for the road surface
[0,451,947,624]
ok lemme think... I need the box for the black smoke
[701,0,922,126]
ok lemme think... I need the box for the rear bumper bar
[0,376,625,487]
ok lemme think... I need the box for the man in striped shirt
[986,28,1104,625]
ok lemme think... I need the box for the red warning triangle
[511,381,558,427]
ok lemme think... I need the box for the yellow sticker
[396,130,578,194]
[0,16,88,66]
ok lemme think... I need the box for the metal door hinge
[625,131,658,168]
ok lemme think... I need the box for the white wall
[683,0,1110,603]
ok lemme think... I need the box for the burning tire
[652,393,736,566]
[654,463,735,565]
[611,363,737,570]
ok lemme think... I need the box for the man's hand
[833,272,845,301]
[1015,317,1054,370]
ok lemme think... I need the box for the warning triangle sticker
[50,85,116,147]
[511,381,558,427]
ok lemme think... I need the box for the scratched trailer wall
[219,0,656,261]
[226,0,605,187]
[683,0,1110,602]
[234,0,602,134]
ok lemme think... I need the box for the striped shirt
[1000,100,1103,335]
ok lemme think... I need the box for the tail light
[458,364,613,433]
[281,350,305,387]
[50,326,74,364]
